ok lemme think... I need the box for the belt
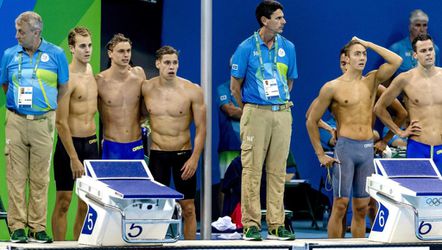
[7,109,48,120]
[248,101,293,112]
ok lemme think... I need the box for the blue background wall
[2,1,442,238]
[162,0,442,189]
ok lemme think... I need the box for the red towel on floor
[230,202,243,229]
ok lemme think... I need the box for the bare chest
[146,89,191,117]
[405,79,442,106]
[99,80,141,107]
[71,75,97,103]
[332,83,374,108]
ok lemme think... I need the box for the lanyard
[18,51,42,82]
[254,31,278,78]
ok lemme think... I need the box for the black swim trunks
[149,150,196,199]
[54,135,99,191]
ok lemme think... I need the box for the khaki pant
[5,110,55,232]
[240,104,292,231]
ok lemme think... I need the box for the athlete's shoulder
[131,66,145,75]
[95,69,110,82]
[179,77,199,89]
[390,70,415,89]
[143,76,159,91]
[397,69,414,80]
[327,77,343,86]
[435,66,442,73]
[180,78,203,99]
[145,76,159,84]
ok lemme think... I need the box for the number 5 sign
[127,223,143,238]
[82,206,98,235]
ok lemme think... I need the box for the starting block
[367,158,442,242]
[76,160,184,246]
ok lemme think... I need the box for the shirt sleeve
[231,42,250,79]
[217,82,231,108]
[287,42,298,80]
[56,50,69,84]
[0,50,10,84]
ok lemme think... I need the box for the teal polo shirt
[0,38,69,115]
[231,32,298,105]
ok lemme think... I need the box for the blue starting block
[76,160,183,246]
[367,158,442,242]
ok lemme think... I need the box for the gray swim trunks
[332,137,374,198]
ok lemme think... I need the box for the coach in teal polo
[230,0,297,241]
[0,11,68,243]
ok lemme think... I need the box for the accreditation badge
[18,86,33,107]
[263,78,280,98]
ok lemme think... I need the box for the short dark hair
[342,40,366,56]
[68,27,91,47]
[339,47,345,57]
[106,33,132,51]
[155,45,179,61]
[412,33,433,52]
[255,0,284,27]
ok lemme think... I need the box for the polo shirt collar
[256,29,279,49]
[18,38,49,53]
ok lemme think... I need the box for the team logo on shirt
[232,64,238,70]
[41,53,49,62]
[220,95,227,101]
[278,48,286,57]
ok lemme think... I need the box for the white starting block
[367,158,442,242]
[76,160,184,246]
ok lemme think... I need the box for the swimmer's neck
[109,64,131,78]
[341,68,363,81]
[416,63,437,77]
[159,76,177,86]
[70,58,88,73]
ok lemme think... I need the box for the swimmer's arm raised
[353,37,402,84]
